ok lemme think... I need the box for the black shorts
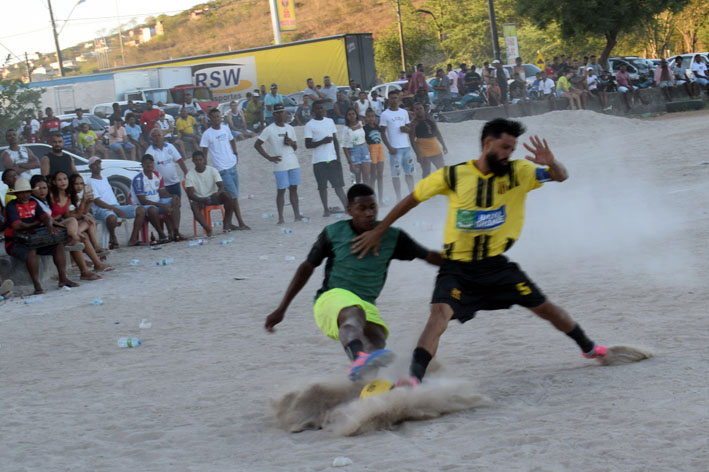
[6,243,57,262]
[432,256,546,323]
[313,160,345,191]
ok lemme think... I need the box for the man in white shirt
[320,76,339,120]
[148,128,188,197]
[1,129,40,180]
[586,67,609,110]
[304,100,348,217]
[369,90,385,117]
[690,55,709,91]
[447,63,459,97]
[354,91,372,121]
[303,77,324,102]
[379,90,413,202]
[254,103,303,224]
[181,93,200,116]
[200,108,249,230]
[184,150,236,235]
[131,154,182,243]
[88,156,146,247]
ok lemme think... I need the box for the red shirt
[140,109,161,133]
[40,117,62,143]
[4,199,48,248]
[409,71,426,94]
[51,198,70,218]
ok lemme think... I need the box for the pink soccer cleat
[396,376,421,388]
[347,349,395,381]
[582,344,608,359]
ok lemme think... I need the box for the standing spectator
[551,56,561,74]
[122,100,139,120]
[139,100,161,138]
[155,111,186,157]
[24,111,40,135]
[184,151,237,235]
[4,178,76,294]
[303,78,325,102]
[77,123,109,158]
[363,109,385,205]
[408,63,429,106]
[264,83,285,126]
[354,91,371,121]
[334,92,350,124]
[447,64,459,97]
[409,102,447,178]
[457,64,469,95]
[588,55,603,77]
[181,93,199,116]
[369,91,385,117]
[131,154,183,243]
[40,133,78,178]
[347,79,361,102]
[690,55,709,93]
[88,157,146,248]
[654,59,675,102]
[2,129,40,180]
[431,68,452,111]
[71,109,91,131]
[587,67,610,110]
[380,90,414,202]
[40,107,62,144]
[254,103,303,225]
[244,92,265,131]
[513,57,526,81]
[176,107,200,154]
[107,118,136,160]
[59,123,76,153]
[108,102,122,125]
[304,100,348,217]
[294,94,312,126]
[124,113,145,157]
[148,128,188,201]
[200,108,250,230]
[320,76,339,120]
[341,108,371,186]
[616,64,647,110]
[544,59,555,78]
[481,61,494,84]
[463,65,482,94]
[3,169,17,205]
[492,60,510,104]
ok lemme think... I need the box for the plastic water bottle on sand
[130,259,140,266]
[24,296,44,304]
[281,228,293,234]
[219,238,235,245]
[92,298,104,306]
[117,337,142,348]
[188,240,205,247]
[156,258,174,266]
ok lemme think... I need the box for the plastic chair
[181,181,225,236]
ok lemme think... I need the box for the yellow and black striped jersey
[413,159,550,262]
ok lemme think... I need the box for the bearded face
[485,151,510,177]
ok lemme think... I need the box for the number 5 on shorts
[516,282,532,296]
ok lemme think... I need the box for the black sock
[344,340,365,361]
[410,347,433,381]
[566,324,595,353]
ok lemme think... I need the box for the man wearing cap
[264,83,285,126]
[88,156,146,248]
[131,154,183,243]
[4,178,77,294]
[587,66,610,109]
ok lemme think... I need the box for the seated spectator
[176,107,201,154]
[72,109,91,131]
[616,64,648,110]
[108,102,123,126]
[586,67,610,110]
[77,122,108,158]
[3,169,17,205]
[226,100,255,140]
[539,71,556,101]
[244,92,265,131]
[654,59,675,102]
[509,73,527,101]
[31,174,100,281]
[294,94,312,126]
[2,128,40,180]
[124,113,145,157]
[690,55,709,93]
[334,91,350,124]
[4,178,77,294]
[60,123,76,153]
[672,56,699,97]
[556,71,582,110]
[87,157,146,248]
[569,73,589,109]
[131,154,183,243]
[485,76,502,106]
[184,151,237,235]
[264,83,285,126]
[107,118,136,160]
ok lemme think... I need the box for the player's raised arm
[264,261,315,332]
[351,193,420,258]
[523,135,568,182]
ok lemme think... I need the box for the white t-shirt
[370,97,385,116]
[379,108,411,149]
[148,143,183,186]
[156,119,173,137]
[258,123,299,172]
[690,61,707,78]
[89,175,119,207]
[448,70,459,94]
[200,125,237,171]
[354,99,371,117]
[131,171,164,203]
[541,78,555,95]
[341,126,366,148]
[304,117,337,164]
[184,166,222,199]
[3,147,32,180]
[586,75,598,90]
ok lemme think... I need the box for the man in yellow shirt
[176,107,200,154]
[352,118,608,386]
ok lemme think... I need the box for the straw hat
[8,178,31,193]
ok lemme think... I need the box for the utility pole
[115,0,126,65]
[269,0,282,45]
[395,0,407,73]
[487,0,501,62]
[25,52,32,83]
[47,0,65,77]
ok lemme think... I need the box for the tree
[674,0,709,53]
[374,5,434,82]
[517,0,690,65]
[0,79,43,145]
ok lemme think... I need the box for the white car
[369,80,434,102]
[668,53,709,78]
[1,143,142,205]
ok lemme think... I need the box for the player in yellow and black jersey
[352,118,609,386]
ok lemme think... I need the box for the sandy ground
[2,110,708,471]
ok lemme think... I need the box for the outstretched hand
[350,228,384,259]
[523,135,555,166]
[264,308,285,332]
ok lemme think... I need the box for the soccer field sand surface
[2,110,708,471]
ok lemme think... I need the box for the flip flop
[173,234,185,242]
[0,279,14,296]
[65,242,85,252]
[59,280,80,288]
[236,225,251,230]
[99,266,116,272]
[127,241,144,247]
[328,206,344,213]
[109,241,120,250]
[33,288,45,295]
[80,272,102,281]
[157,238,171,245]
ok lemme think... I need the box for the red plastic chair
[182,181,225,236]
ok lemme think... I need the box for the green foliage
[0,79,43,145]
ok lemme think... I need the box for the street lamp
[48,0,86,77]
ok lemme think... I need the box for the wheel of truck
[109,178,131,206]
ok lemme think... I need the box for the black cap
[273,103,285,112]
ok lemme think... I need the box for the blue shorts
[219,165,239,198]
[109,142,135,152]
[165,182,181,197]
[695,78,709,86]
[274,167,302,190]
[230,130,243,139]
[91,204,138,222]
[348,144,371,165]
[142,197,173,215]
[389,147,415,177]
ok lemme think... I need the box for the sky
[1,0,203,64]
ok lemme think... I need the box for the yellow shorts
[313,288,389,341]
[367,143,384,164]
[416,137,442,158]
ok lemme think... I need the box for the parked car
[57,113,110,147]
[0,143,141,205]
[369,80,433,102]
[217,95,296,125]
[668,53,709,77]
[502,63,542,86]
[91,101,147,120]
[606,57,654,81]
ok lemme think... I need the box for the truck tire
[108,177,132,206]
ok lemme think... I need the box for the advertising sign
[502,23,519,65]
[277,0,297,31]
[193,56,258,103]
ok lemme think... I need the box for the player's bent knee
[338,305,366,326]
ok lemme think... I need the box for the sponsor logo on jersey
[455,205,506,232]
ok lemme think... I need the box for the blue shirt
[125,124,141,141]
[263,93,284,119]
